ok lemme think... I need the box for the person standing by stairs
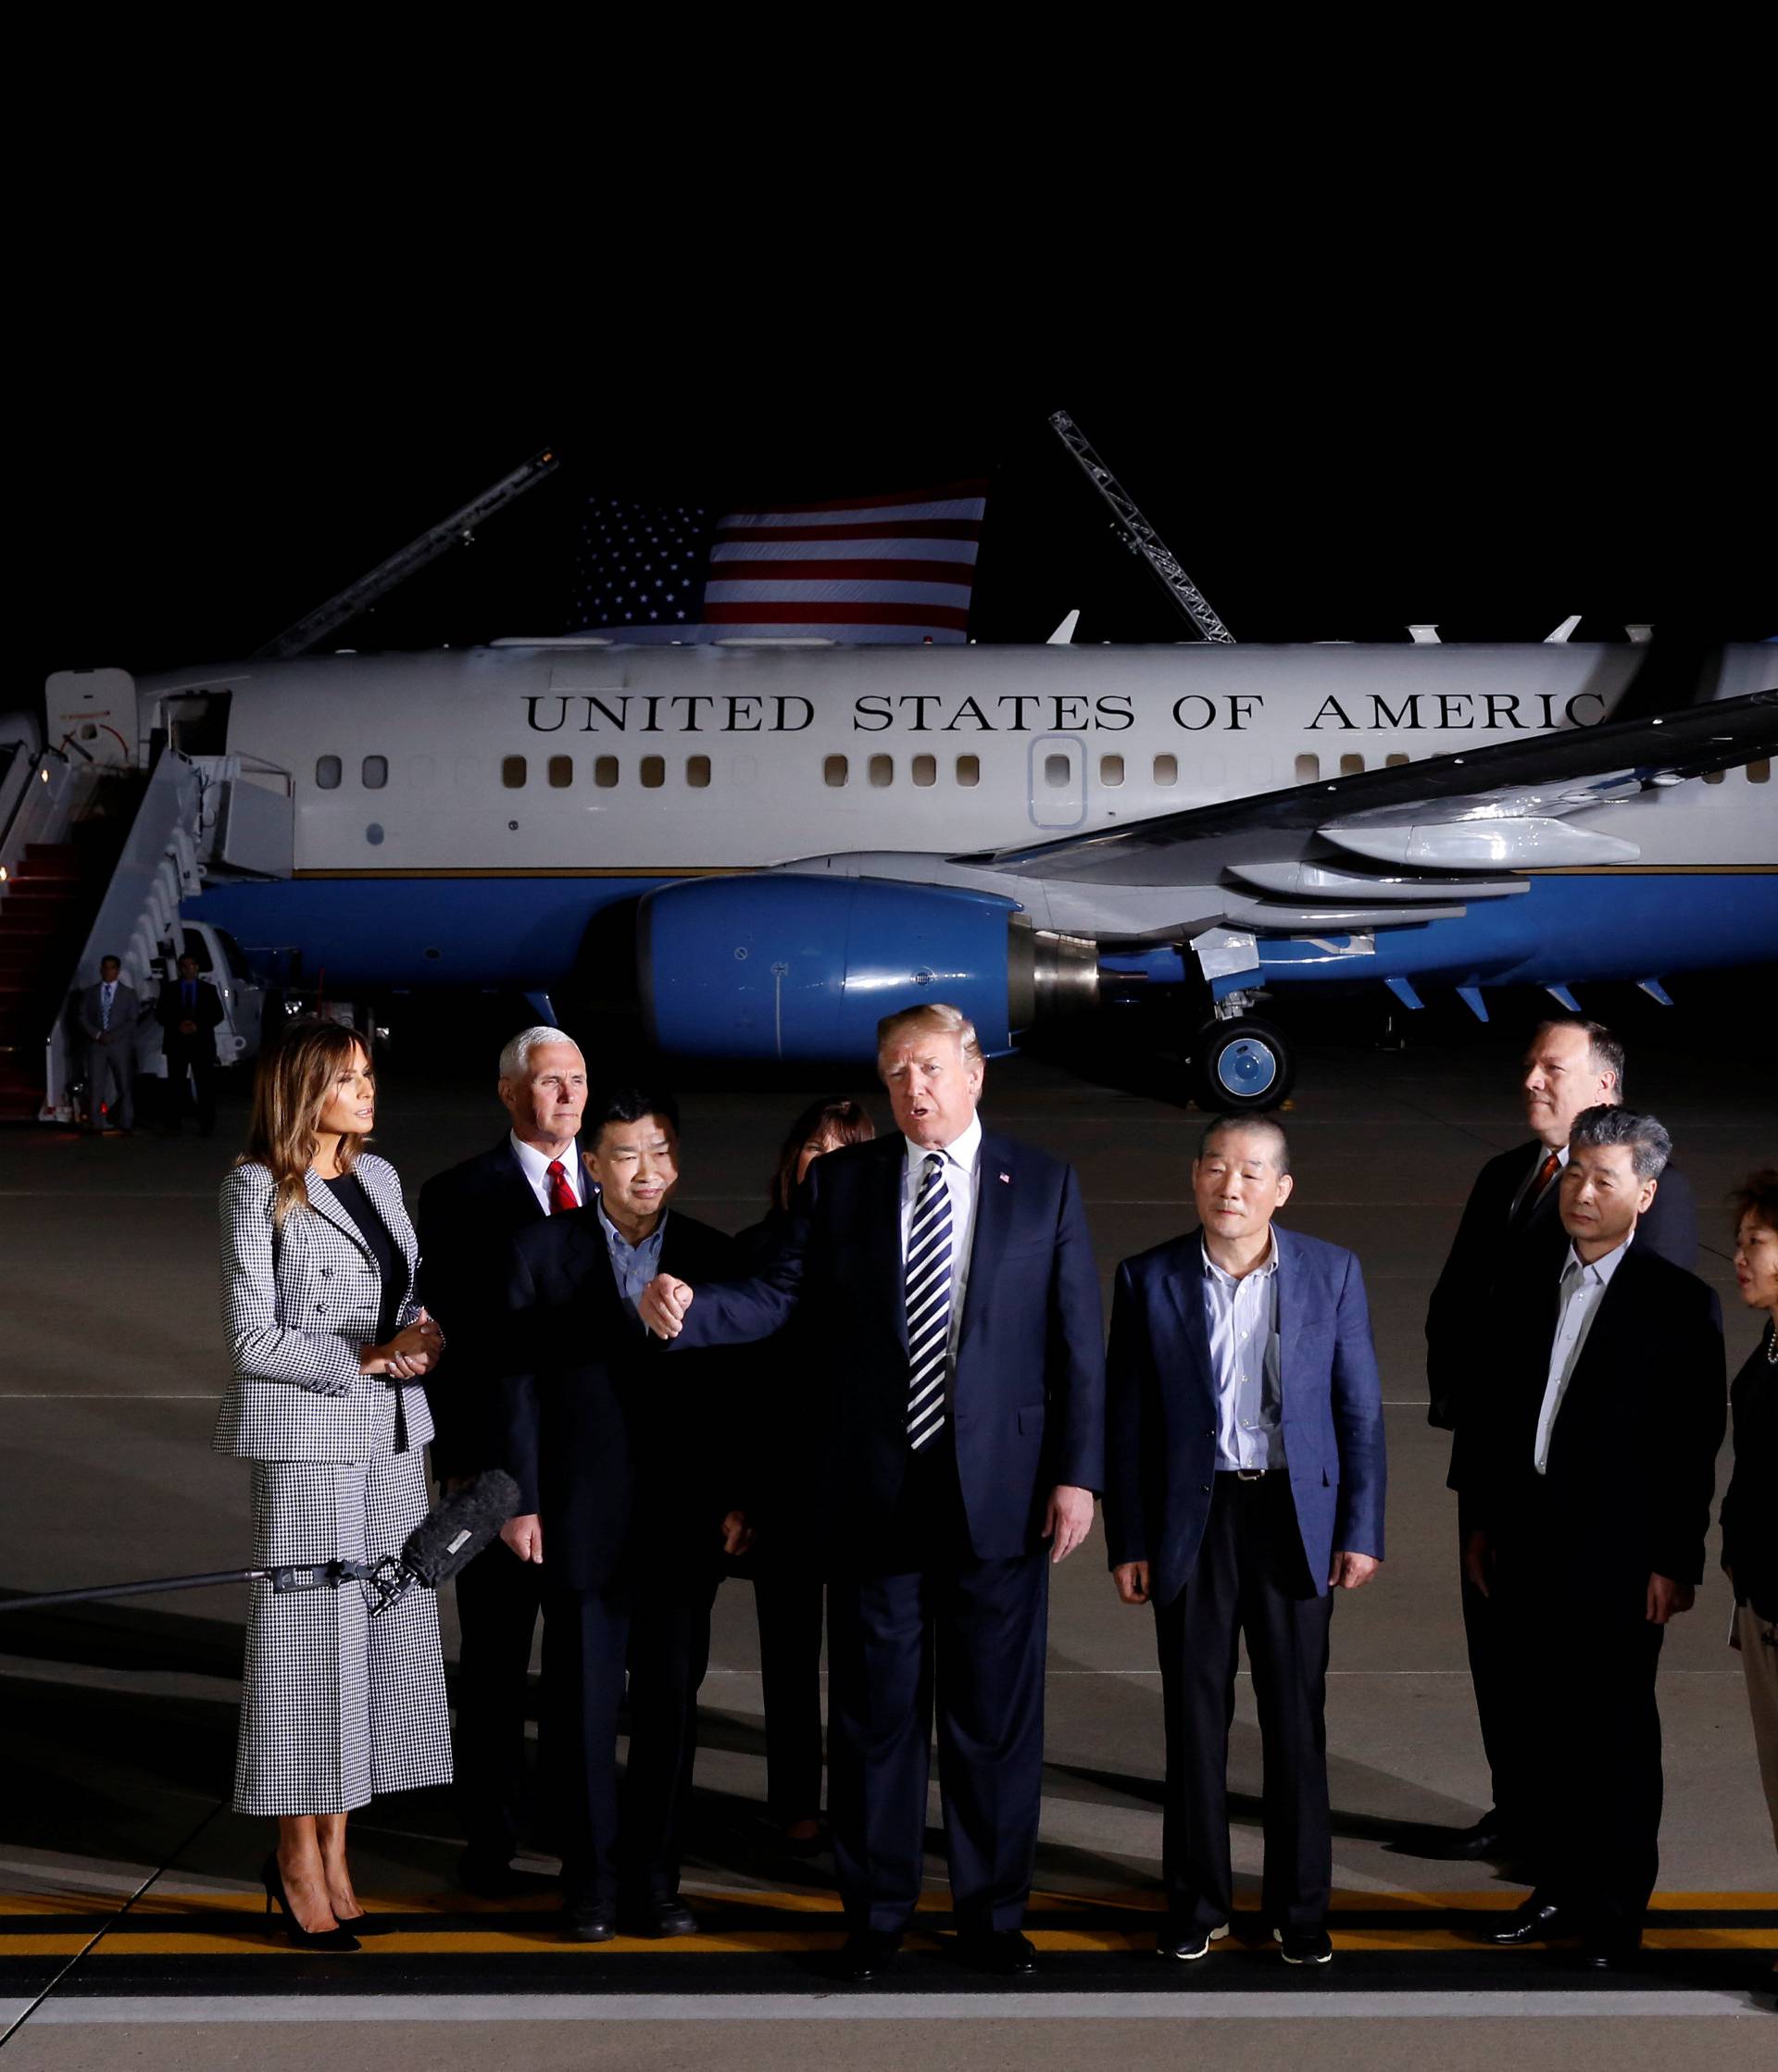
[76,955,138,1135]
[157,952,224,1136]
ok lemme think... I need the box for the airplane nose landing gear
[1192,1015,1295,1112]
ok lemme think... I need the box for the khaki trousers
[1735,1602,1778,1854]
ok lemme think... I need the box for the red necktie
[545,1159,579,1215]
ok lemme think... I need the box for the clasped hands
[360,1307,444,1380]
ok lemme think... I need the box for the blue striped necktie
[905,1152,953,1452]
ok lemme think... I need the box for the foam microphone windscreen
[397,1470,522,1589]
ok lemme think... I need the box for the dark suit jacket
[670,1128,1104,1564]
[501,1206,745,1595]
[1450,1244,1725,1593]
[1721,1328,1778,1623]
[1427,1140,1698,1430]
[416,1138,595,1479]
[1104,1225,1386,1607]
[156,977,224,1040]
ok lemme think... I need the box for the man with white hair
[417,1025,593,1895]
[641,1002,1105,1981]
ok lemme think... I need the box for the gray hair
[1196,1113,1291,1176]
[1570,1103,1670,1180]
[497,1024,582,1080]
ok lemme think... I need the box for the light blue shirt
[596,1198,667,1317]
[1203,1232,1285,1471]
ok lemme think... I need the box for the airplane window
[870,755,894,788]
[595,755,619,788]
[956,755,980,787]
[912,755,936,787]
[1748,759,1771,784]
[363,755,389,790]
[1385,753,1410,768]
[547,755,573,788]
[1045,754,1071,788]
[316,755,342,790]
[686,755,711,788]
[1295,755,1320,783]
[824,755,849,787]
[1341,754,1365,777]
[1100,754,1124,787]
[501,756,527,789]
[640,755,665,790]
[1702,768,1726,785]
[1153,754,1178,786]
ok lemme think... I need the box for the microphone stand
[0,1561,382,1613]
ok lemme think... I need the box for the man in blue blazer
[1104,1115,1385,1967]
[642,1003,1104,1980]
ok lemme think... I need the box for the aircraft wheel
[1192,1017,1294,1111]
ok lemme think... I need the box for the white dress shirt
[1534,1233,1632,1472]
[899,1111,982,1358]
[509,1131,583,1216]
[1203,1231,1285,1471]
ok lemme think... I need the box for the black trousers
[451,1538,545,1864]
[1154,1472,1334,1932]
[1457,1488,1522,1832]
[1494,1546,1666,1936]
[826,1434,1049,1936]
[163,1038,216,1131]
[754,1565,826,1823]
[542,1566,721,1903]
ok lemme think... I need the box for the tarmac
[2,996,1774,2066]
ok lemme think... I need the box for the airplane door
[1028,734,1086,830]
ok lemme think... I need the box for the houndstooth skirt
[233,1451,453,1817]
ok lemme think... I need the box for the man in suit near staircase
[1104,1114,1386,1967]
[641,1003,1105,1981]
[417,1025,594,1896]
[75,955,138,1134]
[1424,1017,1697,1862]
[1456,1105,1724,1968]
[155,952,224,1135]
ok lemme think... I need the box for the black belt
[1221,1467,1283,1483]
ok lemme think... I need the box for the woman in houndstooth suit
[216,1020,452,1946]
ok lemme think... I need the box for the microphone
[363,1470,521,1616]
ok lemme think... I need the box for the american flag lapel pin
[998,1171,1011,1183]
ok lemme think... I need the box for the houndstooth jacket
[212,1155,437,1464]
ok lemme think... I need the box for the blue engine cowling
[637,875,1095,1061]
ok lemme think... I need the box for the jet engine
[637,876,1097,1060]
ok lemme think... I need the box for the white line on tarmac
[18,1991,1768,2025]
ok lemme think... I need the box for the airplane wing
[961,669,1778,893]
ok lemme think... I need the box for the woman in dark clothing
[737,1096,875,1847]
[1723,1168,1778,1908]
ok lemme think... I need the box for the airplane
[21,630,1778,1114]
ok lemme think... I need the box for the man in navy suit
[1104,1115,1385,1967]
[642,1002,1104,1980]
[417,1025,593,1894]
[1425,1017,1697,1862]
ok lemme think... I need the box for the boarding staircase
[0,735,292,1124]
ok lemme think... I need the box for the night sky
[20,345,1771,709]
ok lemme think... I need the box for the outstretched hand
[639,1273,694,1339]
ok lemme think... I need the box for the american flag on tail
[570,481,988,644]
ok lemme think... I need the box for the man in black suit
[642,1003,1105,1980]
[499,1087,749,1943]
[1425,1017,1697,1860]
[1455,1105,1724,1967]
[417,1025,593,1895]
[155,953,225,1135]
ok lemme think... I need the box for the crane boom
[1048,411,1234,643]
[256,445,561,660]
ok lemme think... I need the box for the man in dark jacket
[1425,1017,1697,1860]
[1455,1105,1724,1968]
[417,1025,593,1894]
[500,1087,748,1943]
[155,953,225,1135]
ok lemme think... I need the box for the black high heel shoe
[260,1854,361,1952]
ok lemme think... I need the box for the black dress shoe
[1275,1925,1334,1966]
[1575,1933,1641,1971]
[1484,1898,1570,1946]
[839,1929,902,1981]
[1421,1813,1518,1862]
[1158,1920,1230,1961]
[620,1893,698,1938]
[561,1897,617,1942]
[958,1928,1036,1976]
